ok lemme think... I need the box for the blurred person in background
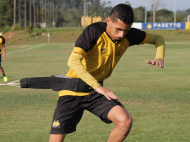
[0,34,8,82]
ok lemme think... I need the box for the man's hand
[146,58,164,68]
[95,86,119,100]
[3,56,6,60]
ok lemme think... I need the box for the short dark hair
[110,4,134,24]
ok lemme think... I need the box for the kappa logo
[115,48,122,56]
[101,48,107,53]
[52,120,60,128]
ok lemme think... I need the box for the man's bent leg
[107,105,133,142]
[49,134,66,142]
[0,66,5,75]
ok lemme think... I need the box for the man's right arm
[67,52,119,100]
[2,44,6,60]
[67,52,101,89]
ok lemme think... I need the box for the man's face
[106,17,132,42]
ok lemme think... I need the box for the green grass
[0,41,190,142]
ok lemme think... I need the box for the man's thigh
[83,92,124,123]
[50,96,84,134]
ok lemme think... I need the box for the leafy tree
[176,13,186,22]
[0,0,14,30]
[156,9,173,22]
[133,6,145,22]
[1,0,190,31]
[186,9,190,14]
[125,1,131,6]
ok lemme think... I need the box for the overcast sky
[101,0,190,11]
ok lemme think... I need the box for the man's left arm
[2,44,6,60]
[141,33,165,68]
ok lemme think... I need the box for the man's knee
[49,134,66,142]
[108,105,133,135]
[118,114,133,131]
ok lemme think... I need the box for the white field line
[2,44,46,87]
[0,79,20,87]
[6,43,47,56]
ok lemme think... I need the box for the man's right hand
[95,86,119,100]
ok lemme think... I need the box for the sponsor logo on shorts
[52,120,60,128]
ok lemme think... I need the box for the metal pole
[34,0,36,27]
[48,0,49,27]
[30,0,31,26]
[39,0,41,28]
[53,4,55,28]
[84,0,86,28]
[87,3,88,16]
[145,0,147,23]
[174,0,176,23]
[49,2,51,27]
[45,0,46,27]
[13,0,16,28]
[188,15,190,22]
[19,0,21,26]
[153,0,155,23]
[42,0,43,27]
[25,0,26,28]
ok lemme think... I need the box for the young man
[0,35,8,82]
[49,4,165,142]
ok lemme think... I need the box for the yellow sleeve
[67,52,101,89]
[72,47,87,57]
[141,32,165,60]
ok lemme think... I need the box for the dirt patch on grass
[4,28,83,48]
[4,31,17,39]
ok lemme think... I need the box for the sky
[101,0,190,11]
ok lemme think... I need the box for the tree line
[0,0,190,32]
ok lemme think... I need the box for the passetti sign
[142,22,186,30]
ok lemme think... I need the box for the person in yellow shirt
[0,35,8,82]
[49,4,165,142]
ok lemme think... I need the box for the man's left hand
[146,58,164,68]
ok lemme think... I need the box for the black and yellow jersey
[0,36,5,54]
[67,22,146,80]
[59,22,165,96]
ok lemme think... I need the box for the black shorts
[50,91,123,134]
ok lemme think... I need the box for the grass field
[0,33,190,142]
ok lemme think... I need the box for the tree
[42,0,43,25]
[25,0,26,28]
[14,0,16,28]
[30,0,32,25]
[133,6,145,22]
[19,0,21,27]
[1,0,189,31]
[34,0,36,27]
[125,1,131,6]
[45,0,46,27]
[0,0,14,29]
[156,9,173,22]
